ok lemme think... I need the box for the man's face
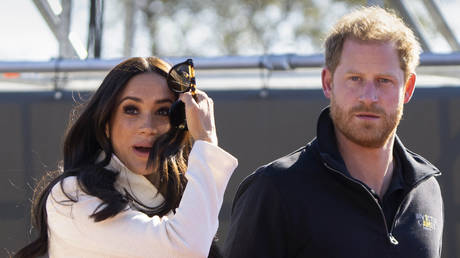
[321,38,415,148]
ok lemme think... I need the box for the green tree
[137,0,368,56]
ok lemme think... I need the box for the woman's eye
[157,107,170,116]
[123,105,139,115]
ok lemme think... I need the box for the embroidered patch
[416,213,437,231]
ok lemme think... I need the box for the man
[224,6,443,258]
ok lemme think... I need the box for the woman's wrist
[195,134,218,146]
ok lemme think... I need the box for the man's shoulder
[231,141,322,215]
[259,143,314,176]
[238,141,319,191]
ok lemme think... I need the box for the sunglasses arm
[187,59,197,96]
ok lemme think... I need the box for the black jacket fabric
[224,108,443,258]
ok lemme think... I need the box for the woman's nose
[139,114,158,135]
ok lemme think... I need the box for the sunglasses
[167,59,196,130]
[167,59,196,95]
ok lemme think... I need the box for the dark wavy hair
[14,57,193,258]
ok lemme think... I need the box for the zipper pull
[388,233,399,245]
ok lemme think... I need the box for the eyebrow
[345,70,397,78]
[344,70,361,75]
[118,96,173,105]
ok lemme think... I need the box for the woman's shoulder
[47,175,106,220]
[47,175,94,213]
[49,176,83,200]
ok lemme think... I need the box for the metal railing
[1,52,460,73]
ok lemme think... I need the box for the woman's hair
[15,57,193,258]
[324,6,421,81]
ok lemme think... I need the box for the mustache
[350,104,385,115]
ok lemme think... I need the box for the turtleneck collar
[104,153,165,208]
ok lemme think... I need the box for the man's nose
[359,80,378,104]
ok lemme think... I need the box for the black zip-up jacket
[224,108,443,258]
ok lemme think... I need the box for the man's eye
[157,107,170,116]
[378,78,391,84]
[123,105,139,115]
[350,76,361,82]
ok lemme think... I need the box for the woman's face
[109,72,175,175]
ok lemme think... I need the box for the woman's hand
[179,89,218,145]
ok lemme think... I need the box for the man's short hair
[324,6,421,80]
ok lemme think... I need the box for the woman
[15,57,238,258]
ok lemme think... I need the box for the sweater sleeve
[223,169,289,258]
[46,140,238,258]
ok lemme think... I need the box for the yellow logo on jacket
[416,213,437,231]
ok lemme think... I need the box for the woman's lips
[132,146,152,158]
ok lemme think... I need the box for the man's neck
[335,131,395,198]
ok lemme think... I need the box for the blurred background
[0,0,459,257]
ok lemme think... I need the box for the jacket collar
[393,136,441,186]
[315,107,440,186]
[101,153,165,208]
[315,107,349,175]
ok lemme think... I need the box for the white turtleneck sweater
[46,141,238,258]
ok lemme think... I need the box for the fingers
[177,89,217,145]
[179,89,213,108]
[179,91,198,108]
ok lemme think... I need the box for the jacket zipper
[324,161,439,246]
[323,162,398,245]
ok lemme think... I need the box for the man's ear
[322,68,333,99]
[404,73,416,104]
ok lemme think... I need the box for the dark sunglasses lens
[167,63,191,93]
[169,100,187,129]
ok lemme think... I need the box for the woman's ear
[105,124,110,138]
